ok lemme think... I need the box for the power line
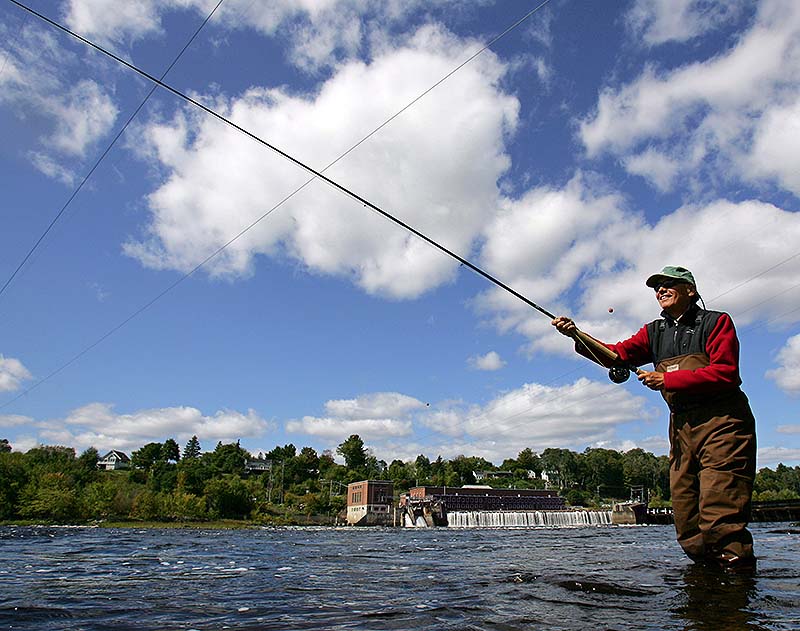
[8,0,556,319]
[706,250,800,306]
[1,0,553,409]
[8,0,793,443]
[0,0,226,301]
[0,6,27,80]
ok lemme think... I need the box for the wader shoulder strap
[655,353,710,409]
[646,309,722,366]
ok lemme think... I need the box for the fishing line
[4,2,792,471]
[13,0,788,394]
[0,0,226,302]
[8,0,559,321]
[1,0,557,408]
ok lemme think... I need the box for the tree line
[0,435,797,524]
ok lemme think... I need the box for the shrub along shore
[1,435,797,526]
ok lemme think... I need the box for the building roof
[99,450,130,462]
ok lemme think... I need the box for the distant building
[245,459,272,473]
[346,480,394,526]
[403,485,565,511]
[97,450,130,471]
[473,470,515,482]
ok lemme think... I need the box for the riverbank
[0,514,338,529]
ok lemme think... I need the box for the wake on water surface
[0,523,798,630]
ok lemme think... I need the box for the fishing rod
[10,0,638,385]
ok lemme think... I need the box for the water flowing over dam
[447,510,613,528]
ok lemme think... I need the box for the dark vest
[645,305,723,366]
[645,305,740,412]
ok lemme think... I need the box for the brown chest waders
[656,353,757,566]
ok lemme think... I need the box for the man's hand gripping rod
[551,316,640,383]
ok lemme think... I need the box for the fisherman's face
[654,280,695,317]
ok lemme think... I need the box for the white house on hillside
[98,450,130,470]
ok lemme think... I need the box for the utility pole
[280,460,285,505]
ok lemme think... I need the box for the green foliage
[414,454,431,483]
[19,472,82,522]
[387,459,415,491]
[449,455,494,485]
[148,461,178,493]
[2,436,798,525]
[176,458,210,495]
[82,478,120,520]
[541,448,578,488]
[203,441,250,476]
[131,439,182,471]
[131,442,165,470]
[162,439,180,462]
[204,474,253,519]
[755,464,800,497]
[267,444,297,461]
[183,436,202,460]
[516,448,542,475]
[337,435,367,473]
[77,447,99,470]
[752,488,800,502]
[131,489,161,520]
[160,491,208,521]
[582,448,624,492]
[565,489,593,507]
[0,451,27,519]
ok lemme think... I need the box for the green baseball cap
[645,265,697,288]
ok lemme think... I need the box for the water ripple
[0,524,798,630]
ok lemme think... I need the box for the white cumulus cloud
[417,378,654,459]
[63,0,174,47]
[0,22,118,183]
[626,0,749,46]
[325,392,427,420]
[582,0,800,196]
[460,379,651,445]
[32,402,271,454]
[476,181,800,356]
[286,416,412,441]
[125,26,518,298]
[468,351,506,371]
[758,446,800,468]
[747,98,800,196]
[286,391,423,441]
[0,355,32,392]
[766,334,800,395]
[287,377,657,465]
[0,414,33,429]
[62,0,474,72]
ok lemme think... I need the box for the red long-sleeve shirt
[583,310,742,393]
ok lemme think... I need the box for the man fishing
[552,266,757,571]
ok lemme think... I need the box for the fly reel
[608,366,632,384]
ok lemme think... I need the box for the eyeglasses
[654,279,685,293]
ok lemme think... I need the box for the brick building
[404,485,565,511]
[346,480,394,526]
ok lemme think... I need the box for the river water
[1,523,798,630]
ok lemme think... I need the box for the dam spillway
[399,485,616,528]
[447,510,613,528]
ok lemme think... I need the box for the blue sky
[1,0,799,468]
